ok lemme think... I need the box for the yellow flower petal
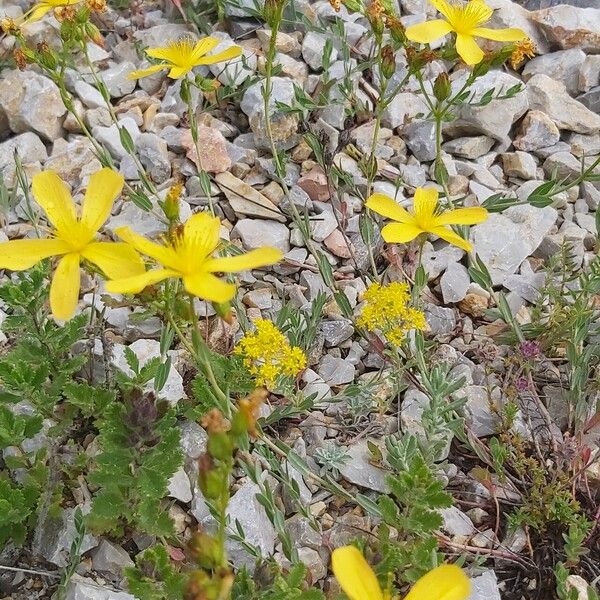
[198,45,243,65]
[183,272,236,303]
[205,247,283,273]
[455,33,485,65]
[50,253,81,321]
[128,64,168,80]
[405,19,453,43]
[23,3,52,23]
[81,242,145,279]
[191,36,220,61]
[429,225,473,252]
[429,0,453,19]
[331,546,384,600]
[472,26,527,42]
[80,168,124,234]
[433,207,488,226]
[114,227,180,270]
[31,171,78,236]
[413,187,439,228]
[167,65,191,79]
[404,564,471,600]
[366,193,415,224]
[0,238,70,270]
[105,269,179,294]
[381,223,424,244]
[182,212,221,258]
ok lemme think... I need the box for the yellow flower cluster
[235,320,307,388]
[357,282,426,346]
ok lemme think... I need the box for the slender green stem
[181,78,215,214]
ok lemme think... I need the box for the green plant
[87,387,182,536]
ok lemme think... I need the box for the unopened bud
[162,183,182,222]
[207,431,233,461]
[385,14,405,45]
[263,0,286,28]
[366,1,384,38]
[380,45,395,80]
[433,72,451,102]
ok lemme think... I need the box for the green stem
[181,78,215,215]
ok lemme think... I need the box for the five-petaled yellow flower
[0,169,144,321]
[366,187,487,252]
[106,213,282,304]
[21,0,81,24]
[332,545,471,600]
[129,36,242,80]
[405,0,526,65]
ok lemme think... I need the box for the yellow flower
[105,214,282,304]
[366,188,487,252]
[129,37,242,80]
[357,282,426,346]
[331,545,471,600]
[235,320,307,388]
[405,0,526,65]
[0,169,145,320]
[21,0,82,24]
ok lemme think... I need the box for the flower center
[168,38,196,68]
[447,0,492,34]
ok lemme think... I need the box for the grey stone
[317,355,355,386]
[208,33,256,86]
[502,151,538,180]
[440,506,476,536]
[442,136,494,159]
[232,218,290,252]
[440,262,470,303]
[471,205,557,285]
[514,110,560,152]
[37,508,98,568]
[0,132,47,186]
[446,71,528,141]
[302,32,338,71]
[136,132,171,184]
[460,386,501,437]
[577,86,600,114]
[91,539,134,576]
[111,340,185,405]
[569,132,600,158]
[579,56,600,93]
[65,576,136,600]
[92,117,141,161]
[339,439,389,493]
[382,93,428,129]
[226,481,277,568]
[543,152,584,180]
[241,77,294,119]
[468,570,501,600]
[522,49,586,96]
[102,62,137,98]
[168,466,193,503]
[216,171,285,222]
[298,547,327,583]
[0,69,66,141]
[75,81,106,109]
[321,319,354,347]
[224,0,264,17]
[425,304,456,335]
[421,243,464,279]
[526,74,600,134]
[402,120,436,162]
[503,265,545,303]
[531,5,600,53]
